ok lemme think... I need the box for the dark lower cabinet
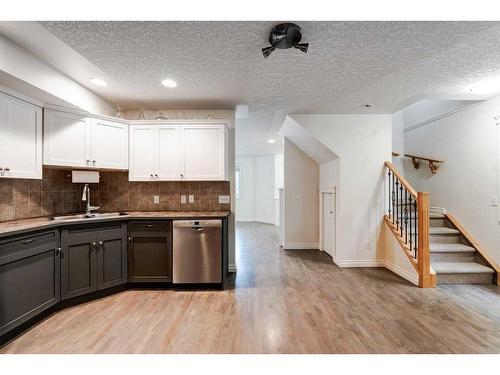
[0,230,61,336]
[128,221,172,283]
[61,223,127,300]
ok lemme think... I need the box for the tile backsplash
[0,168,231,222]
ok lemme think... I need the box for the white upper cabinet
[129,125,156,180]
[181,125,225,180]
[91,119,128,170]
[43,110,90,168]
[129,122,228,181]
[44,110,128,170]
[158,125,181,180]
[0,93,42,179]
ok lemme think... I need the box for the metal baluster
[388,170,392,218]
[391,173,396,224]
[400,183,404,237]
[414,199,418,258]
[404,189,408,243]
[409,195,413,252]
[395,179,399,228]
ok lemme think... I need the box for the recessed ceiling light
[268,139,276,144]
[161,79,177,88]
[89,78,108,87]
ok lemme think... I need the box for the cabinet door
[158,125,181,180]
[181,124,226,180]
[129,125,157,181]
[0,231,60,336]
[91,119,128,170]
[0,94,42,179]
[61,229,97,300]
[128,221,172,283]
[96,225,127,290]
[43,110,91,168]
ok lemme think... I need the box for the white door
[181,124,225,180]
[322,192,335,257]
[43,110,91,167]
[158,125,181,180]
[129,125,156,181]
[91,119,128,169]
[1,96,42,179]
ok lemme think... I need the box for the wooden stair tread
[429,227,460,235]
[432,262,495,274]
[430,243,475,253]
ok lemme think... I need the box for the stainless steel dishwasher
[172,220,222,284]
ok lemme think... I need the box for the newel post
[417,192,434,288]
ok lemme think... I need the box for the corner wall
[283,139,319,249]
[290,114,392,265]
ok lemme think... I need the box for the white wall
[235,155,276,225]
[391,109,405,174]
[404,97,500,265]
[235,157,256,221]
[291,114,392,265]
[283,139,319,248]
[319,159,339,190]
[274,154,284,225]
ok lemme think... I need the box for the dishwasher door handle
[191,226,205,231]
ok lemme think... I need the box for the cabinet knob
[128,237,132,242]
[4,167,10,171]
[86,160,90,165]
[150,174,154,178]
[154,174,159,178]
[92,160,96,165]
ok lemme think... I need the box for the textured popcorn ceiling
[39,21,500,156]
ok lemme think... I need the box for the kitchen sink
[51,212,129,222]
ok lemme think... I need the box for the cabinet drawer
[0,231,58,266]
[128,221,171,236]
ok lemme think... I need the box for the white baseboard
[236,218,256,222]
[384,261,419,286]
[332,258,419,285]
[283,243,319,250]
[333,258,385,267]
[228,264,237,273]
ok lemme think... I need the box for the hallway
[1,222,499,353]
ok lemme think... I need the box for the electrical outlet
[189,195,194,203]
[218,195,230,204]
[180,195,187,204]
[153,195,159,204]
[490,196,498,206]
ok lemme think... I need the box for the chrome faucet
[82,184,101,217]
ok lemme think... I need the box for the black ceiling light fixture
[262,23,309,59]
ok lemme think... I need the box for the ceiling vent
[262,23,309,59]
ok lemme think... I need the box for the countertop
[0,211,231,239]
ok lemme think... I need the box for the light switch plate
[189,195,194,203]
[181,195,187,204]
[153,195,159,204]
[490,196,498,206]
[218,195,230,204]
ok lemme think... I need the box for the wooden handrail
[384,161,418,198]
[446,213,500,286]
[384,161,435,288]
[404,154,443,174]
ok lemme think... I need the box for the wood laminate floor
[1,222,500,354]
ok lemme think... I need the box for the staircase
[429,212,496,285]
[384,161,499,288]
